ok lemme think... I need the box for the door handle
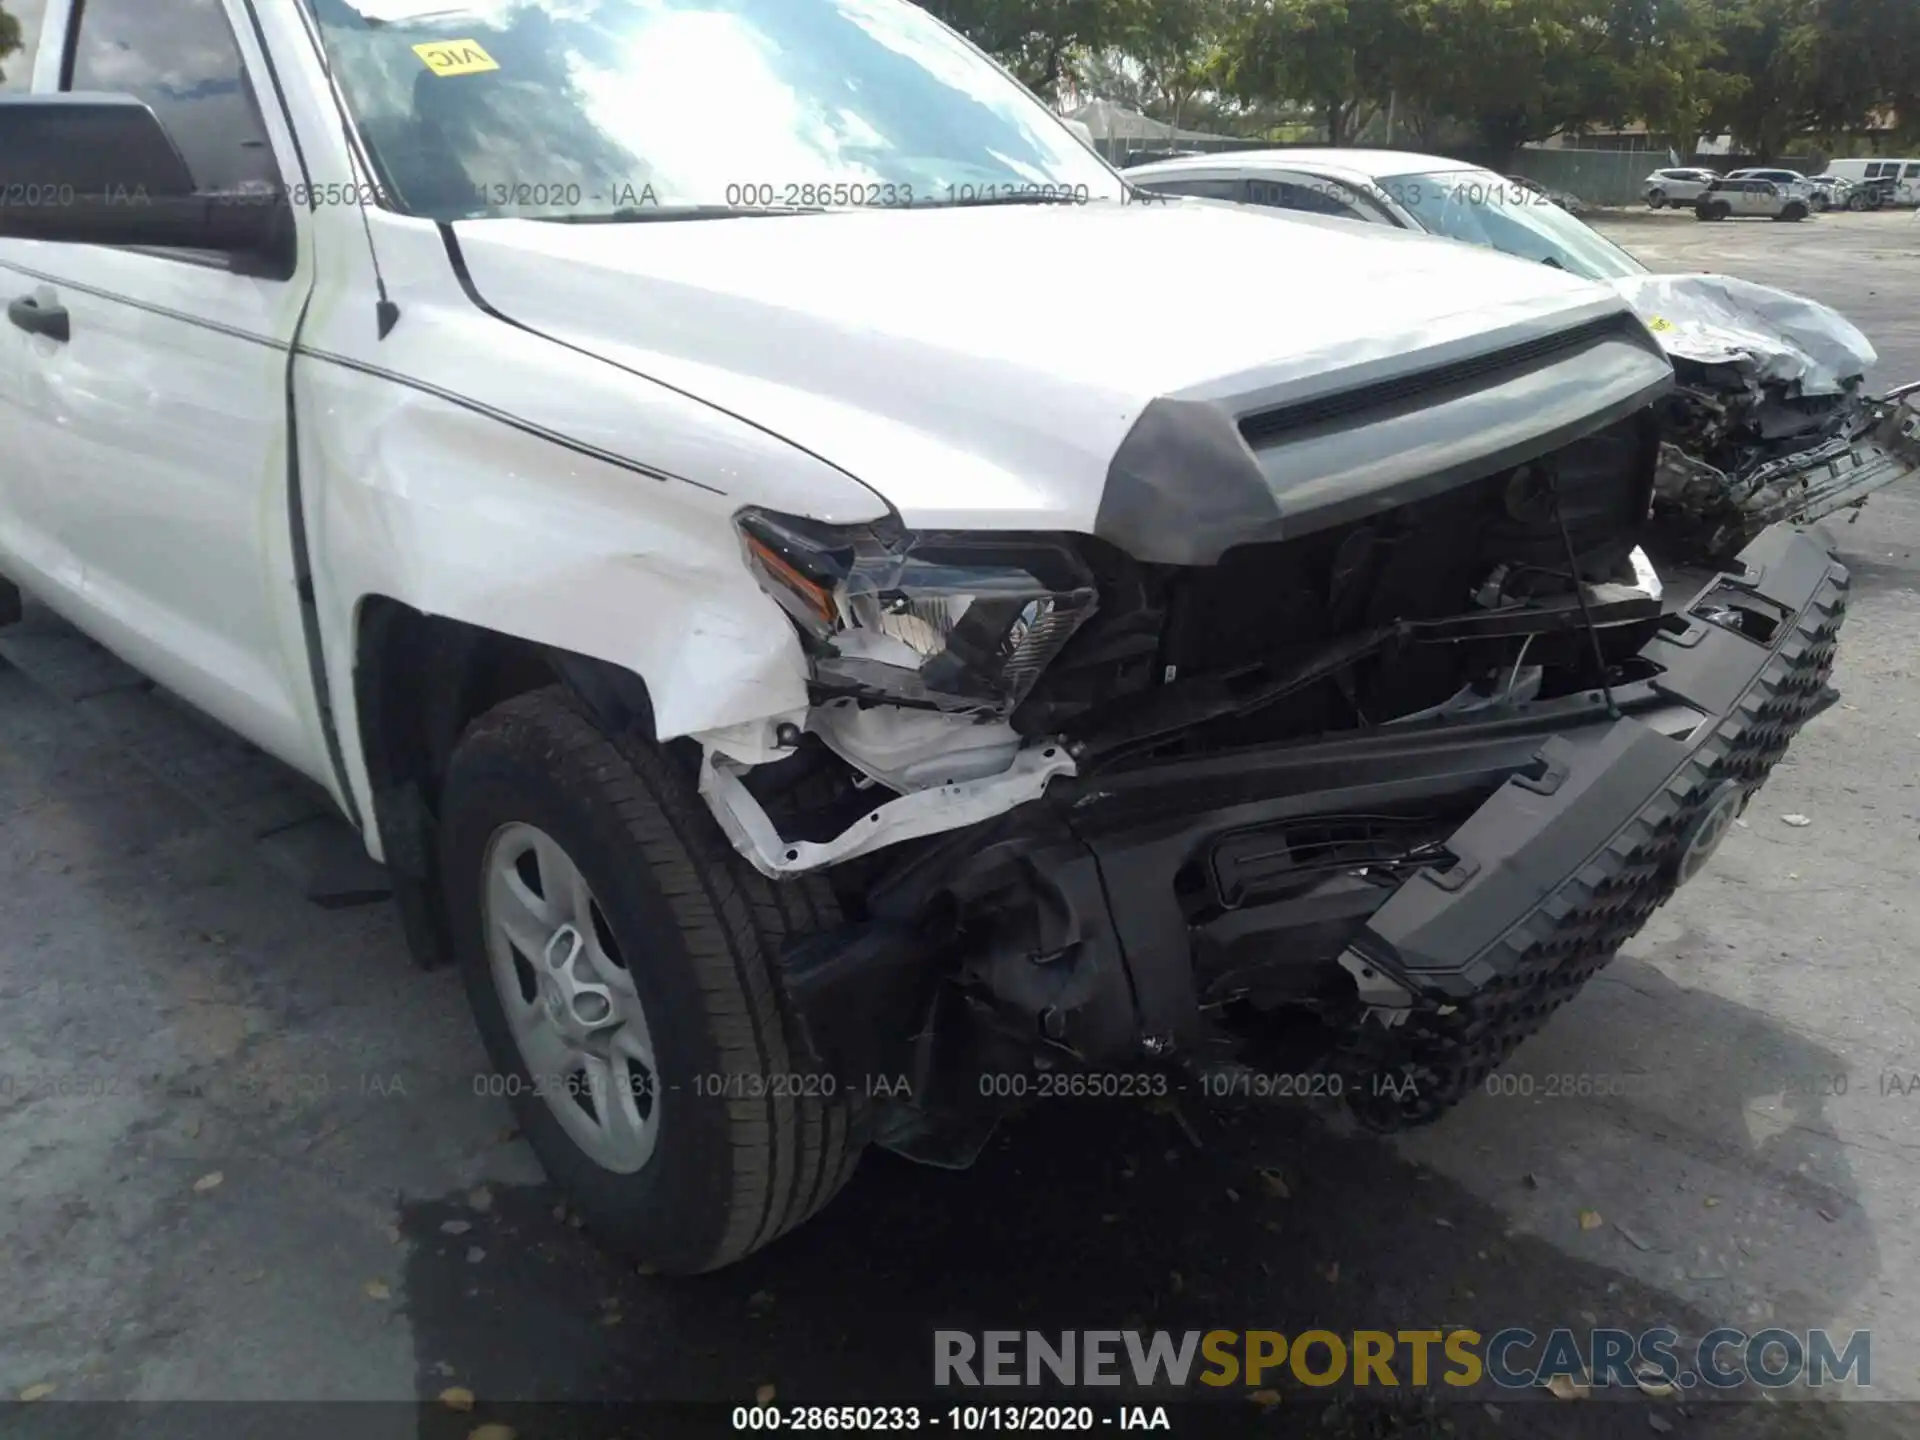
[8,296,71,344]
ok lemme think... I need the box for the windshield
[1379,169,1648,282]
[301,0,1124,221]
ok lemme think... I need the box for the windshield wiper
[536,204,828,224]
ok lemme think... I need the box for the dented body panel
[1616,271,1878,393]
[293,214,891,828]
[1619,274,1920,556]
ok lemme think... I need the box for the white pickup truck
[0,0,1849,1273]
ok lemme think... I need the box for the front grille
[1343,568,1849,1129]
[1022,407,1657,744]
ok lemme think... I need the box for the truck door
[0,0,45,580]
[0,0,330,782]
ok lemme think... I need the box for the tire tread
[451,686,868,1270]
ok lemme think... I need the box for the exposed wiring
[1543,470,1622,720]
[1503,633,1538,702]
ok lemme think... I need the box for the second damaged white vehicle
[1128,150,1920,562]
[0,0,1849,1272]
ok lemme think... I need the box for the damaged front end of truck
[1619,274,1920,562]
[696,306,1849,1167]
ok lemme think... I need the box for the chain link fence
[1498,149,1666,207]
[1086,129,1835,209]
[1496,148,1821,206]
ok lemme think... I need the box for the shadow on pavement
[399,960,1891,1439]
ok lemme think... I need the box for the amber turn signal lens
[745,534,836,627]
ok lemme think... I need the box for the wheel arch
[351,595,662,968]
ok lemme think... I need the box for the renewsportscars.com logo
[933,1328,1872,1392]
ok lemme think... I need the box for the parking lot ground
[4,211,1920,1439]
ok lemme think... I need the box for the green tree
[1074,47,1156,111]
[1393,0,1621,169]
[1614,0,1745,156]
[1127,0,1235,132]
[1694,0,1919,159]
[1800,0,1920,148]
[1701,0,1822,159]
[0,4,23,88]
[919,0,1150,99]
[1224,0,1406,145]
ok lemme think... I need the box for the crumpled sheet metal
[1610,273,1878,395]
[1653,441,1733,510]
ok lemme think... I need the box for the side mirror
[0,93,292,265]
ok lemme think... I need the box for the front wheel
[1779,202,1808,222]
[440,687,867,1272]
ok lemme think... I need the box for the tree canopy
[0,0,1911,161]
[926,0,1920,163]
[0,4,23,89]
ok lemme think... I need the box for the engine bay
[706,409,1670,885]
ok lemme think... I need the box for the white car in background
[1643,167,1720,207]
[1725,168,1816,203]
[1804,175,1856,211]
[1693,175,1811,222]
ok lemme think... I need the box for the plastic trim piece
[1096,298,1676,565]
[700,743,1079,879]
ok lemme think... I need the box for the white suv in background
[1695,176,1811,221]
[1643,167,1719,207]
[1726,168,1816,203]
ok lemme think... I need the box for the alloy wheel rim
[480,822,660,1173]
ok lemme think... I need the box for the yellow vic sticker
[1646,315,1675,332]
[413,39,499,76]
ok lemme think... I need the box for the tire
[1647,190,1666,208]
[1849,192,1869,211]
[440,685,868,1273]
[1779,202,1807,222]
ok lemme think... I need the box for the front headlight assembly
[735,509,1099,715]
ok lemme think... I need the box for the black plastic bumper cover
[1352,524,1844,999]
[879,525,1847,1081]
[1339,525,1846,1124]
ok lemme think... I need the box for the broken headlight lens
[735,508,1099,714]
